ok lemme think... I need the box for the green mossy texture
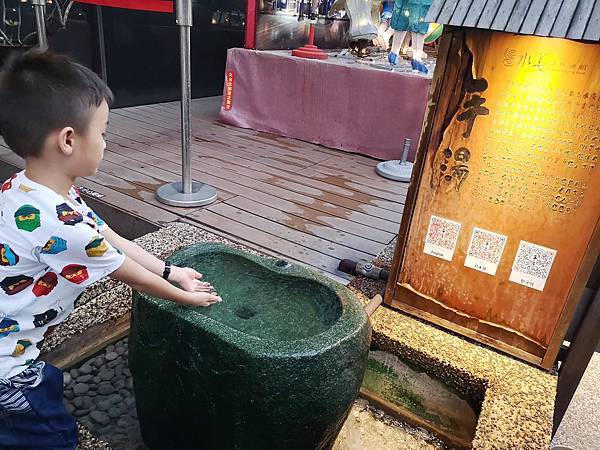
[129,243,372,450]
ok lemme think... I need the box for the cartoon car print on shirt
[0,318,20,338]
[56,203,83,226]
[40,236,67,255]
[14,205,41,232]
[85,236,108,257]
[32,272,58,297]
[0,244,19,266]
[60,264,89,284]
[33,309,59,328]
[12,339,33,357]
[1,173,17,193]
[0,275,34,295]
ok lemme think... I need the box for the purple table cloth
[219,49,431,161]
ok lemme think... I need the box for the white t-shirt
[0,171,125,379]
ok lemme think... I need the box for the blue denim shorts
[0,362,78,449]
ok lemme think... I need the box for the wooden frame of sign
[385,28,600,370]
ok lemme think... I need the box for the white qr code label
[464,227,507,276]
[423,215,462,261]
[509,241,557,291]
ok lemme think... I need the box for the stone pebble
[63,337,141,448]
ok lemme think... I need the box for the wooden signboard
[386,29,600,369]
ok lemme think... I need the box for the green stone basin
[129,243,372,450]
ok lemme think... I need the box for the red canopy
[75,0,173,13]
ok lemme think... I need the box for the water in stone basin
[187,253,342,340]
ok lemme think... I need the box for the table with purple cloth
[219,48,432,162]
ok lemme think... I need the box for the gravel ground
[349,240,556,450]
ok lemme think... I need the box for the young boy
[0,50,221,448]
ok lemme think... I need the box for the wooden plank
[75,178,180,227]
[41,313,130,370]
[206,202,373,263]
[225,196,385,256]
[102,128,401,234]
[583,0,600,41]
[554,287,600,434]
[519,0,549,34]
[151,103,341,163]
[187,209,348,276]
[542,216,600,369]
[0,145,182,226]
[105,117,404,219]
[463,0,494,27]
[88,164,203,217]
[476,0,503,28]
[297,168,407,205]
[550,0,580,37]
[100,139,396,243]
[360,388,472,450]
[100,149,237,203]
[534,0,562,36]
[566,0,597,40]
[426,0,450,23]
[389,296,544,365]
[113,107,381,176]
[310,163,409,197]
[110,111,405,210]
[437,0,461,25]
[505,0,536,32]
[490,0,518,30]
[112,117,389,201]
[385,30,470,304]
[450,0,476,26]
[161,100,382,165]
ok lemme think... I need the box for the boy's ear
[57,127,75,156]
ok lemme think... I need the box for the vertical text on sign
[224,71,234,111]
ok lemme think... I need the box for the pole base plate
[376,160,414,182]
[156,181,218,207]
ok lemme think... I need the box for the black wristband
[162,261,172,280]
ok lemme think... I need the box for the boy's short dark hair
[0,50,113,158]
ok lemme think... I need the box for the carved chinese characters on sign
[431,77,487,192]
[472,81,597,213]
[398,31,600,351]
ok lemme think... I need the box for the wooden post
[244,0,258,49]
[553,286,600,434]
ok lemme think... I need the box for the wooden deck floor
[0,97,406,280]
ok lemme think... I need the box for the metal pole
[96,5,108,83]
[400,138,411,164]
[155,0,218,207]
[178,2,192,194]
[31,0,47,51]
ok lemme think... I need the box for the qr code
[513,241,557,279]
[467,228,507,264]
[425,216,461,250]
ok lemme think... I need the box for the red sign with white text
[224,71,234,111]
[74,0,173,13]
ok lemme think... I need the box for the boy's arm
[101,227,213,293]
[110,255,221,307]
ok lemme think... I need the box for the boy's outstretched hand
[110,256,222,308]
[169,266,214,293]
